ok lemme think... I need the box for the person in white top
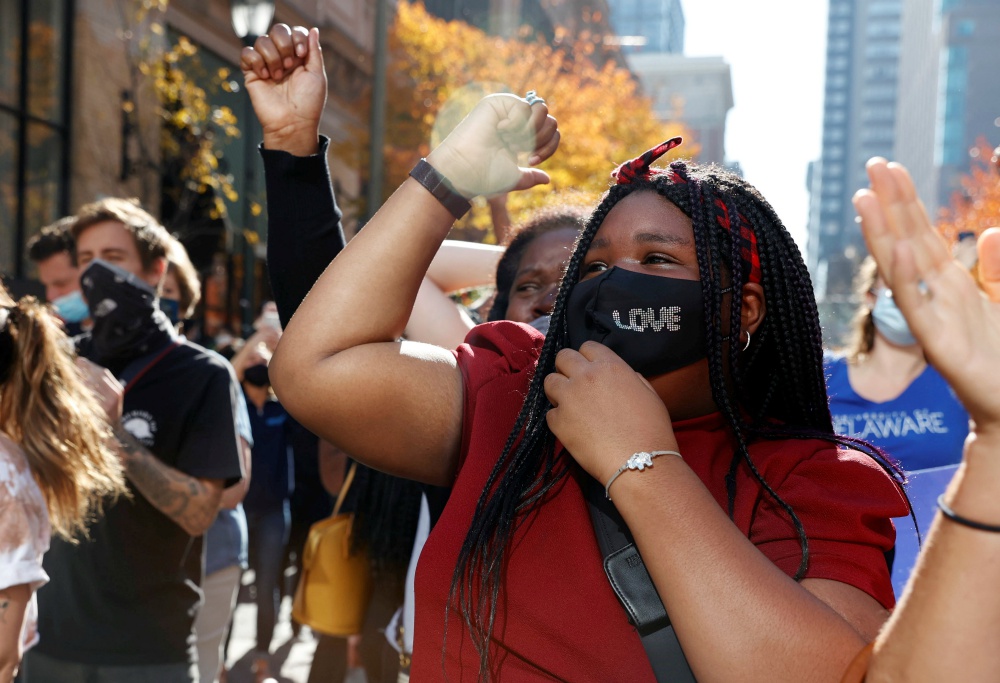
[0,284,126,682]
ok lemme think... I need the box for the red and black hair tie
[611,137,683,185]
[713,199,762,285]
[612,138,762,285]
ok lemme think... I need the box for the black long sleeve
[260,136,347,327]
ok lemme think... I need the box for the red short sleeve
[452,321,545,471]
[749,445,909,609]
[453,321,545,388]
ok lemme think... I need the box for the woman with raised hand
[0,284,126,683]
[847,160,1000,683]
[244,25,907,682]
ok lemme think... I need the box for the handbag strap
[584,475,697,682]
[332,462,358,517]
[120,341,180,394]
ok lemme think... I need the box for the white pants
[193,565,242,683]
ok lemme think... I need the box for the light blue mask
[871,288,917,347]
[52,290,90,323]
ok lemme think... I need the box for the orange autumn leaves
[938,139,1000,246]
[339,1,694,242]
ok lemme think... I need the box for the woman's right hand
[853,159,1000,433]
[76,357,124,426]
[426,93,560,199]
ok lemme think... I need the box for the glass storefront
[0,0,72,279]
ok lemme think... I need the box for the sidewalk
[223,576,366,683]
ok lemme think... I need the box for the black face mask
[80,259,175,371]
[566,267,713,377]
[243,363,270,387]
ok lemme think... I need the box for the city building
[625,54,733,166]
[806,0,904,343]
[422,0,615,43]
[603,1,733,168]
[932,0,1000,212]
[808,0,1000,344]
[893,0,938,217]
[605,0,684,54]
[1,0,377,334]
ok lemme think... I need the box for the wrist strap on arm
[409,159,471,220]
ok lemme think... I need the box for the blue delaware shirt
[825,355,970,472]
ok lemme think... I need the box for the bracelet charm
[605,450,682,499]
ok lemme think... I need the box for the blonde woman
[0,284,126,682]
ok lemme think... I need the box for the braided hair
[447,146,907,679]
[349,465,425,591]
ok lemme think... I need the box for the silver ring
[525,90,546,106]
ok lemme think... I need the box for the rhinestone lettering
[612,306,681,332]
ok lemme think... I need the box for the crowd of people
[1,19,999,683]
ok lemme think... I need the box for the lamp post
[229,0,274,335]
[365,0,389,224]
[230,0,275,47]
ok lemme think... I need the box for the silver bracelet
[605,450,682,499]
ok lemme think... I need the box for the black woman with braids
[246,26,907,682]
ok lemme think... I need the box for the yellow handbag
[292,463,373,636]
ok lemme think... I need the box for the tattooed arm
[0,584,30,683]
[114,425,224,536]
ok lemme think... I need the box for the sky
[682,0,830,253]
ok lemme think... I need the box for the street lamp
[230,0,275,47]
[229,0,275,334]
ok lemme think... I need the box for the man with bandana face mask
[21,199,244,683]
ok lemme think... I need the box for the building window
[868,0,902,17]
[829,19,851,35]
[865,41,900,59]
[830,2,852,17]
[936,45,968,166]
[0,0,72,279]
[826,91,848,106]
[955,19,975,37]
[867,20,901,38]
[865,64,898,80]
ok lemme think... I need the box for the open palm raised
[853,159,1000,432]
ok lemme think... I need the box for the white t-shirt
[0,432,50,651]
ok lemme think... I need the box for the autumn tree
[338,0,694,243]
[937,138,1000,244]
[118,0,242,227]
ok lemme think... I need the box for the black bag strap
[584,476,697,682]
[119,341,180,394]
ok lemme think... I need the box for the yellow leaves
[128,15,246,219]
[250,202,263,217]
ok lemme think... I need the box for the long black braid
[447,160,908,680]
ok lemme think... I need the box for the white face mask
[871,288,917,347]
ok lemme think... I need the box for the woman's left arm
[0,583,30,683]
[546,342,883,683]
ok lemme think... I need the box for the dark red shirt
[412,322,907,681]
